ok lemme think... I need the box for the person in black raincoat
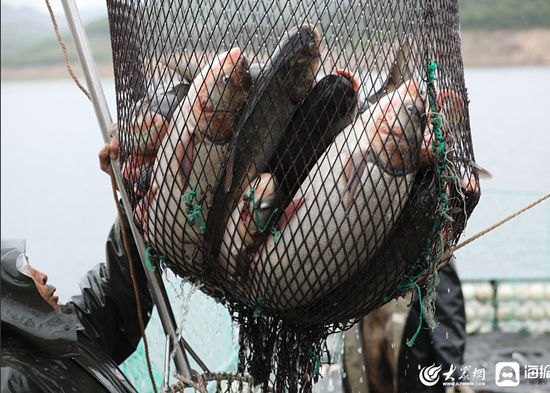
[397,260,469,393]
[1,211,153,392]
[342,260,469,393]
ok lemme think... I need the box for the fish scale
[248,80,425,312]
[139,48,252,276]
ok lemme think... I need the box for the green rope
[252,296,267,318]
[385,61,452,337]
[406,282,423,347]
[243,187,279,240]
[270,228,281,242]
[145,246,156,271]
[308,348,321,378]
[181,190,206,231]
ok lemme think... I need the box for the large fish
[267,69,360,219]
[247,80,425,311]
[205,24,322,264]
[136,48,252,275]
[302,169,440,324]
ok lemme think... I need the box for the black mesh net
[106,0,479,391]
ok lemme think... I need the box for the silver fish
[248,80,425,311]
[136,48,252,275]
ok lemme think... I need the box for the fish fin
[367,39,412,104]
[343,148,369,211]
[470,162,492,179]
[277,197,306,230]
[452,156,493,179]
[169,81,191,101]
[224,149,235,193]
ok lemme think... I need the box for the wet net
[106,0,479,391]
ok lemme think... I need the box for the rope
[181,191,206,231]
[243,188,280,241]
[406,282,423,347]
[167,372,254,393]
[307,348,321,378]
[439,191,550,265]
[109,174,158,393]
[145,246,157,271]
[173,373,208,393]
[44,0,91,100]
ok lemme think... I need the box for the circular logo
[419,364,443,386]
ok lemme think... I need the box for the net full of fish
[109,0,479,339]
[116,30,476,323]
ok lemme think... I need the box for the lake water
[2,68,550,390]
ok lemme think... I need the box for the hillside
[1,4,64,55]
[1,3,111,68]
[1,17,112,67]
[459,0,550,29]
[1,0,549,80]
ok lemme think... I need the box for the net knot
[427,60,438,73]
[243,188,280,238]
[181,190,206,231]
[145,246,156,271]
[253,296,267,318]
[308,347,321,378]
[145,246,169,271]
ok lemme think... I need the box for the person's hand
[99,123,120,177]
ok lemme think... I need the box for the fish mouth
[302,23,322,49]
[226,47,243,67]
[334,69,360,93]
[286,23,322,60]
[221,47,252,88]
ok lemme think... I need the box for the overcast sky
[3,0,104,13]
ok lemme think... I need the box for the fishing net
[106,0,479,391]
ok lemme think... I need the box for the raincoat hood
[1,239,79,357]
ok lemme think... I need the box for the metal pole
[60,0,193,378]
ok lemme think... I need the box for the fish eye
[223,75,230,84]
[407,106,414,112]
[260,202,272,210]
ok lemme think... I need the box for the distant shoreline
[461,28,550,67]
[2,29,549,81]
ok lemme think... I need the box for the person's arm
[70,210,154,364]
